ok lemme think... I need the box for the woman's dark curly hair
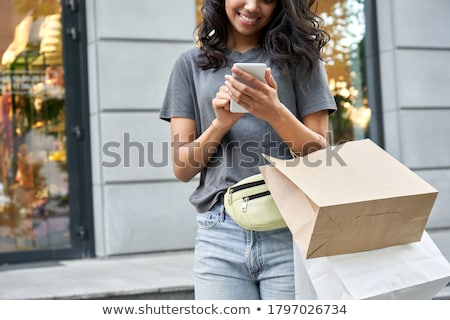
[196,0,329,76]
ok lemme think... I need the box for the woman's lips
[238,13,259,25]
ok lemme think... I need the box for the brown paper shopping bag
[259,139,438,259]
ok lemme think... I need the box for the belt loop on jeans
[218,193,225,205]
[217,193,226,222]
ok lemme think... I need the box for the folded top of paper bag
[263,139,437,207]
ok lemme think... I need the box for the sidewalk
[0,250,195,300]
[0,249,449,300]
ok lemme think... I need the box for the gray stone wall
[85,0,198,256]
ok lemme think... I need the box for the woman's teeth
[240,14,258,23]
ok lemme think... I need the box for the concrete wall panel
[97,41,195,111]
[418,169,450,230]
[104,182,197,255]
[396,50,450,108]
[393,0,450,49]
[100,112,174,183]
[399,110,450,168]
[96,0,196,40]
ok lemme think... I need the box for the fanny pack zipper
[242,191,271,212]
[229,179,265,193]
[227,179,266,205]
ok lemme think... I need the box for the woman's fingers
[213,85,231,110]
[223,67,282,120]
[265,68,277,90]
[224,75,254,108]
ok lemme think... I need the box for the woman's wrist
[210,118,231,137]
[267,103,291,131]
[268,106,328,156]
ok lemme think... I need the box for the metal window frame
[364,0,385,147]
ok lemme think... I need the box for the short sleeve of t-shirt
[293,61,336,119]
[160,52,196,122]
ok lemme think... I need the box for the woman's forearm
[269,107,329,156]
[172,119,229,182]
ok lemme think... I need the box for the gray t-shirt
[160,47,336,213]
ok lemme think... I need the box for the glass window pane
[0,1,70,252]
[317,0,370,143]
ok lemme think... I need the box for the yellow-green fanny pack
[224,173,287,232]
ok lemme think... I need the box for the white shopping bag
[294,231,450,300]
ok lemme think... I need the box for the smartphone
[230,62,267,113]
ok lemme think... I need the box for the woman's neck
[228,28,260,53]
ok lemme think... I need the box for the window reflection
[0,0,70,252]
[317,0,370,143]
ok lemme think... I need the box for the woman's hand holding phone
[229,63,267,113]
[225,63,285,125]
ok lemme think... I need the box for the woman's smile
[237,12,260,26]
[225,0,278,48]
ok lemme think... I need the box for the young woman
[160,0,336,299]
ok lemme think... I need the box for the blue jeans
[194,203,295,300]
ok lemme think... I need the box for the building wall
[85,0,198,256]
[376,0,450,259]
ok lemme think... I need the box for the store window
[195,0,370,144]
[317,0,369,143]
[0,1,69,253]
